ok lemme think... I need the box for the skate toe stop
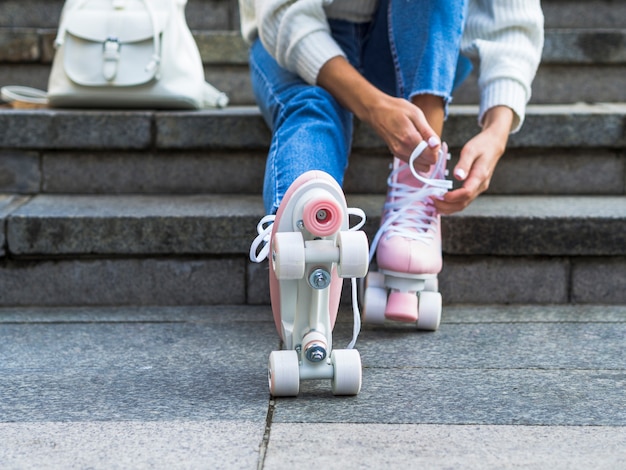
[385,291,418,322]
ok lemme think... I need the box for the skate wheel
[272,232,305,280]
[336,231,369,278]
[302,195,343,237]
[424,277,438,292]
[268,350,300,397]
[385,291,418,323]
[331,349,362,396]
[359,271,383,306]
[417,291,442,331]
[362,284,387,325]
[365,271,385,289]
[366,271,385,288]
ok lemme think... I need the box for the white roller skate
[362,141,452,331]
[250,171,369,397]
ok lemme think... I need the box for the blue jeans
[250,0,469,214]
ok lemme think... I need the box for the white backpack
[4,0,228,109]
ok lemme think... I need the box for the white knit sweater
[239,0,544,132]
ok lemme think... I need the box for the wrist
[483,106,514,133]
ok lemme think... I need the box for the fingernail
[428,136,441,148]
[454,168,467,180]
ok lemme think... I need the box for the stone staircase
[0,0,624,307]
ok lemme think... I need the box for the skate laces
[248,208,366,350]
[369,141,452,262]
[249,214,276,263]
[248,208,366,263]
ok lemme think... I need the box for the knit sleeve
[461,0,544,133]
[254,0,346,85]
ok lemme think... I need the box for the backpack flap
[61,8,168,87]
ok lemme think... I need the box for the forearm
[318,56,443,166]
[317,56,385,122]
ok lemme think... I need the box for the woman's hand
[317,56,442,171]
[434,106,514,215]
[364,93,443,172]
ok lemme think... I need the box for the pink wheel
[302,195,343,237]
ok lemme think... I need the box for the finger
[454,143,479,182]
[431,189,471,215]
[408,109,441,162]
[409,112,441,152]
[432,173,482,214]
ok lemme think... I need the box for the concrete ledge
[2,147,618,197]
[0,195,28,256]
[0,257,246,307]
[5,194,626,258]
[0,0,235,30]
[2,28,625,65]
[442,195,626,256]
[152,104,626,150]
[7,194,264,256]
[1,105,624,152]
[0,109,152,150]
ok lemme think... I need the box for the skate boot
[362,141,452,331]
[250,171,369,397]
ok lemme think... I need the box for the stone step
[1,0,623,30]
[0,193,624,307]
[3,193,624,257]
[2,29,625,105]
[1,104,624,196]
[2,104,623,150]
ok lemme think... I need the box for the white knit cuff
[479,78,529,134]
[289,30,346,86]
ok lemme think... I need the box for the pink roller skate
[362,141,452,331]
[250,171,369,397]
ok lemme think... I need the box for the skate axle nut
[305,343,327,362]
[308,268,331,289]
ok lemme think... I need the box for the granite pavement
[1,304,625,469]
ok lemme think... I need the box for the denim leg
[363,0,469,107]
[249,38,355,215]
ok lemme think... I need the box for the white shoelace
[249,207,367,350]
[369,141,453,263]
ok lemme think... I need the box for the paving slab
[0,421,263,470]
[263,424,626,470]
[1,304,624,469]
[0,311,275,422]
